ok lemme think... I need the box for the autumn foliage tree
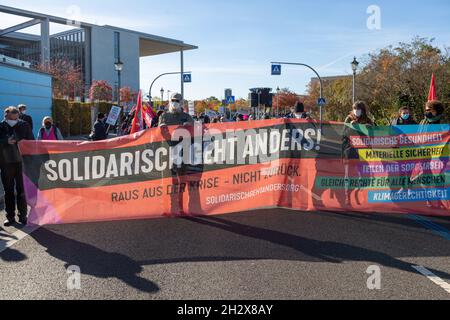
[37,59,84,99]
[89,80,113,102]
[307,37,450,124]
[272,88,303,114]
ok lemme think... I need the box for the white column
[40,18,50,66]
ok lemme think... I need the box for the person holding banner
[159,93,197,216]
[0,107,34,226]
[342,101,374,206]
[158,93,194,127]
[417,100,448,209]
[420,100,446,126]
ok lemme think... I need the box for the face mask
[425,112,435,119]
[6,120,18,127]
[401,114,410,120]
[21,110,26,114]
[426,114,442,123]
[354,109,362,118]
[45,123,52,129]
[170,102,183,113]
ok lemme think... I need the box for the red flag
[130,90,142,134]
[142,102,157,128]
[428,74,436,102]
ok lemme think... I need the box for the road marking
[408,214,450,241]
[412,265,450,294]
[0,224,40,254]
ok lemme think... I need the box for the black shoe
[3,218,15,227]
[18,216,28,226]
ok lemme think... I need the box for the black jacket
[91,120,108,141]
[0,120,35,164]
[19,113,34,131]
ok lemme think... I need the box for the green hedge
[52,99,114,137]
[52,99,70,136]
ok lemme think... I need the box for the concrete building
[0,5,198,100]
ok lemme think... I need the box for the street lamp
[114,60,124,107]
[351,57,359,104]
[160,88,164,110]
[276,86,280,118]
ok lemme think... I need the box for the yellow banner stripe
[359,145,449,162]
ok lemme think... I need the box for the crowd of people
[117,94,446,134]
[0,97,447,227]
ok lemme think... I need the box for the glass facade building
[0,29,86,83]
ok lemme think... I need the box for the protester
[292,102,311,120]
[89,113,108,141]
[158,93,194,216]
[342,101,374,206]
[344,101,374,126]
[37,117,64,141]
[0,107,34,226]
[159,93,194,127]
[18,104,33,131]
[391,106,417,125]
[420,100,446,125]
[285,106,296,119]
[203,114,211,124]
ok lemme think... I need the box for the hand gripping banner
[19,119,449,225]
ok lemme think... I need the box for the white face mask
[354,109,362,118]
[169,102,183,113]
[21,110,26,114]
[7,120,18,127]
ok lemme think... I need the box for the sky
[1,0,449,100]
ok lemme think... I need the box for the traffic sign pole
[271,61,325,130]
[148,71,192,105]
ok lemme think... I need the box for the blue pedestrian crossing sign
[226,96,235,104]
[271,64,281,75]
[317,98,326,106]
[183,73,192,83]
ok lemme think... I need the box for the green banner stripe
[315,173,450,190]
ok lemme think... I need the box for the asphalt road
[0,209,449,300]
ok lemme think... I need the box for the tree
[120,87,132,104]
[229,98,250,112]
[306,37,450,124]
[89,80,113,102]
[37,59,84,99]
[272,88,302,114]
[305,78,352,121]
